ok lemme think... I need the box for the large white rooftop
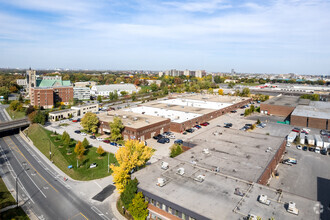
[159,98,233,110]
[124,106,202,123]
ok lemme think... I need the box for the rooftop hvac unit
[286,201,299,215]
[133,117,138,121]
[258,194,271,206]
[156,178,166,187]
[145,119,150,123]
[176,168,185,176]
[203,148,210,154]
[161,162,169,170]
[122,115,127,119]
[194,174,205,182]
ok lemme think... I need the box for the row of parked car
[153,132,175,144]
[182,122,210,134]
[296,144,328,155]
[74,130,122,146]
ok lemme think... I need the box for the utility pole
[108,153,109,173]
[16,177,18,207]
[77,159,78,168]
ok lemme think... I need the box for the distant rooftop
[91,84,138,92]
[263,95,309,107]
[36,77,71,87]
[158,98,232,110]
[291,101,330,120]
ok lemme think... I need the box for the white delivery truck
[307,135,315,145]
[287,132,297,143]
[315,135,323,147]
[299,133,305,145]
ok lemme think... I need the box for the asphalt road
[0,106,113,220]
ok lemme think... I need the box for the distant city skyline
[0,0,330,75]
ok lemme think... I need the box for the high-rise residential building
[195,70,206,78]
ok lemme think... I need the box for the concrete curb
[3,107,13,121]
[109,192,126,220]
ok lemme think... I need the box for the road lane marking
[94,181,102,189]
[3,137,58,193]
[91,206,110,220]
[80,212,88,220]
[2,139,47,198]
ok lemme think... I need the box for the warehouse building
[291,101,330,130]
[133,138,319,220]
[90,84,138,97]
[49,103,98,121]
[73,87,91,100]
[98,110,171,141]
[125,94,251,132]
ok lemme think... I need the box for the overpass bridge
[0,118,30,133]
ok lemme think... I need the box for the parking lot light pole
[43,138,52,160]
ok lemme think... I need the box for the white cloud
[163,0,231,13]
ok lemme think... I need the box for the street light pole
[16,177,18,207]
[108,153,109,173]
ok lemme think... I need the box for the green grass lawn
[5,107,26,120]
[27,124,117,180]
[0,207,30,220]
[0,177,16,209]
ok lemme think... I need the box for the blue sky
[0,0,329,74]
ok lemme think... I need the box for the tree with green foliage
[120,91,128,96]
[128,192,149,220]
[120,178,138,210]
[300,94,319,101]
[150,83,158,92]
[131,92,137,101]
[207,88,213,94]
[25,105,35,116]
[82,138,89,148]
[257,119,261,124]
[63,133,71,148]
[109,117,125,141]
[9,100,23,111]
[81,112,99,133]
[170,144,183,158]
[0,86,10,101]
[241,87,250,97]
[228,82,235,88]
[97,95,102,103]
[28,110,46,125]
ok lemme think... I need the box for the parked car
[89,163,97,168]
[194,125,202,129]
[296,145,302,150]
[97,137,104,141]
[74,130,81,134]
[103,140,110,143]
[186,128,194,133]
[292,128,301,133]
[302,146,308,151]
[110,142,118,146]
[216,124,221,127]
[168,135,176,139]
[81,132,87,136]
[309,147,315,152]
[163,131,173,136]
[174,139,183,145]
[315,147,321,154]
[320,149,327,155]
[72,119,78,122]
[90,135,96,139]
[224,123,233,127]
[182,131,187,135]
[230,110,237,113]
[153,134,164,140]
[157,138,170,144]
[240,113,244,116]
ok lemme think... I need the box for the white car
[97,137,104,141]
[81,132,87,136]
[296,145,302,150]
[169,135,176,139]
[89,163,97,168]
[315,147,320,154]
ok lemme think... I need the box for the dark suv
[157,138,170,144]
[153,134,164,140]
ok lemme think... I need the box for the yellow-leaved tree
[218,89,224,95]
[110,140,153,193]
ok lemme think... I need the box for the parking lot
[269,143,330,218]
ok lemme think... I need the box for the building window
[156,201,161,208]
[168,207,172,214]
[162,204,166,211]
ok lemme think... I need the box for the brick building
[98,110,171,141]
[30,86,73,109]
[260,95,329,129]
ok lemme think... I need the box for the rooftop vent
[122,115,127,119]
[145,119,150,123]
[203,148,210,154]
[133,117,138,121]
[176,168,185,176]
[156,178,166,187]
[194,174,205,182]
[258,194,271,205]
[161,162,169,170]
[286,201,299,215]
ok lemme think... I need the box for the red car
[103,140,110,143]
[72,119,78,122]
[200,122,209,126]
[292,128,301,133]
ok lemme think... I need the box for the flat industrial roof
[49,109,77,114]
[134,158,319,220]
[170,93,249,104]
[263,95,307,107]
[177,128,284,182]
[158,98,232,110]
[124,106,202,123]
[98,110,169,130]
[291,102,330,120]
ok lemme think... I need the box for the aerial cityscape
[0,1,329,220]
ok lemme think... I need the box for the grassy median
[5,107,26,120]
[27,124,117,180]
[0,177,16,209]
